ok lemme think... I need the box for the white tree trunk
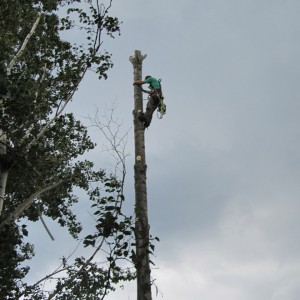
[7,12,42,76]
[0,130,8,216]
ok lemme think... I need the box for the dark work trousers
[144,90,161,127]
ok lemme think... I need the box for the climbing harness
[141,77,167,119]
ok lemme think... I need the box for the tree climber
[133,75,163,128]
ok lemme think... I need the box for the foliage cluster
[0,1,136,299]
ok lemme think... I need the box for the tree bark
[129,50,152,300]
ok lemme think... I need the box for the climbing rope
[156,79,166,119]
[157,95,166,119]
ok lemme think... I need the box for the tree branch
[89,104,131,183]
[20,240,83,298]
[47,236,106,299]
[38,205,55,241]
[0,180,64,231]
[6,12,42,76]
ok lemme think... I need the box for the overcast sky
[26,1,300,299]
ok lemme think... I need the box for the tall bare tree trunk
[129,50,152,300]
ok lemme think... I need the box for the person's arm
[133,80,145,85]
[141,88,150,94]
[133,80,150,93]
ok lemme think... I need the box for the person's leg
[144,95,159,127]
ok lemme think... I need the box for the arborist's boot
[144,120,150,128]
[137,110,151,128]
[143,112,152,128]
[136,111,146,127]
